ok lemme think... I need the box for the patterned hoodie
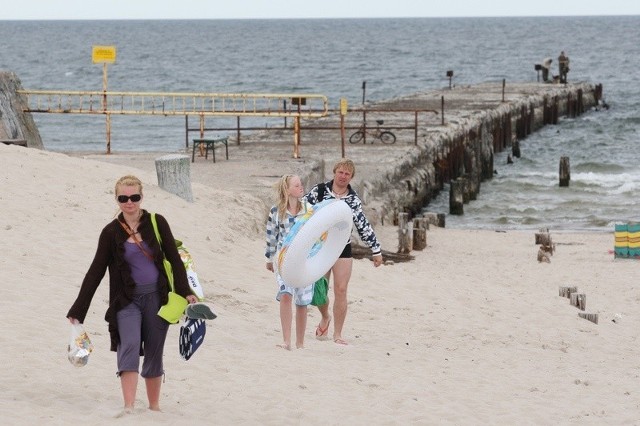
[305,180,381,256]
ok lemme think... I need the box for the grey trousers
[116,286,169,378]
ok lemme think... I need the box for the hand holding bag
[151,213,188,324]
[67,321,94,367]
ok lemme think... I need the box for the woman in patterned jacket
[265,174,314,350]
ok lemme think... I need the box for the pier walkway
[81,80,600,225]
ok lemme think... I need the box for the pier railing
[17,90,328,117]
[17,89,329,153]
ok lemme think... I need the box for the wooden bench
[0,139,27,147]
[192,137,229,163]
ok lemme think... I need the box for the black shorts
[339,243,352,258]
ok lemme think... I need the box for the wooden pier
[0,70,601,224]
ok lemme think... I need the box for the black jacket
[67,210,191,351]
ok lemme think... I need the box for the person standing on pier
[558,51,570,83]
[541,57,553,82]
[305,158,383,346]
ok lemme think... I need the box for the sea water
[1,16,638,230]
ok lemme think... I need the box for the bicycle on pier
[349,119,396,144]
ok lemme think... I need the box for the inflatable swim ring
[278,199,353,288]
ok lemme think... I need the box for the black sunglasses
[117,194,142,203]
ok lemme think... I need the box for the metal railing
[17,90,329,118]
[17,89,329,153]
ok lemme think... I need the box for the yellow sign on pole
[340,98,348,116]
[92,45,117,64]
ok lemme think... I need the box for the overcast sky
[1,0,639,20]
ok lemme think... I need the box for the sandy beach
[1,142,638,425]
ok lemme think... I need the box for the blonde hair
[332,158,356,178]
[275,174,302,222]
[115,175,143,196]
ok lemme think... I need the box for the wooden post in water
[559,156,570,187]
[460,176,470,204]
[441,96,445,125]
[512,139,521,158]
[449,178,464,215]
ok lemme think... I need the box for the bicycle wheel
[349,131,364,144]
[380,131,396,144]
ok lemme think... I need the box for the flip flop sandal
[315,318,331,341]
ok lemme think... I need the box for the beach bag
[177,240,205,301]
[179,318,206,361]
[152,214,189,324]
[310,276,328,306]
[67,322,94,367]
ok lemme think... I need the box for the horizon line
[1,14,638,21]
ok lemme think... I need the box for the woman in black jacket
[67,175,197,415]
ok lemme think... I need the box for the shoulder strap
[118,219,153,261]
[151,213,162,245]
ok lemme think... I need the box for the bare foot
[296,344,305,349]
[276,343,291,351]
[114,407,135,418]
[149,405,162,412]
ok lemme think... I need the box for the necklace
[333,187,348,197]
[123,211,142,234]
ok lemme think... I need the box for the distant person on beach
[541,57,553,82]
[67,175,198,415]
[305,158,383,346]
[265,174,314,350]
[558,51,570,83]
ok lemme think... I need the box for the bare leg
[315,271,332,337]
[279,293,292,350]
[145,376,163,411]
[331,258,353,342]
[295,305,308,349]
[120,371,138,410]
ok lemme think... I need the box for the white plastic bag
[67,322,94,367]
[186,269,205,300]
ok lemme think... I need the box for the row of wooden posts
[559,285,598,324]
[538,227,599,325]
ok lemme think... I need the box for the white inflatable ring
[278,199,353,288]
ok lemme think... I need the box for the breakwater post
[559,156,570,187]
